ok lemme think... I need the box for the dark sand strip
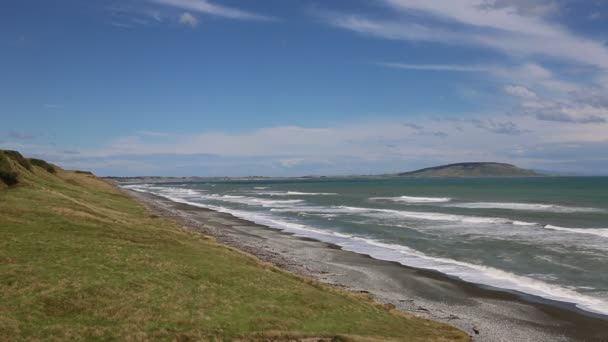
[127,190,608,342]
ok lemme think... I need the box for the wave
[544,225,608,238]
[123,191,602,241]
[122,184,608,316]
[371,196,451,203]
[124,185,303,208]
[513,220,538,226]
[255,191,337,196]
[447,202,604,213]
[274,205,516,225]
[287,191,337,195]
[356,207,505,224]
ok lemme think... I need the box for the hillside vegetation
[0,150,468,341]
[397,162,542,177]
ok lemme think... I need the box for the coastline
[125,189,608,342]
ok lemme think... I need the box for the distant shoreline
[104,161,553,181]
[125,188,608,342]
[108,174,555,184]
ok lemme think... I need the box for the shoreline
[126,189,608,342]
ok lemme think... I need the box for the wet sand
[127,190,608,342]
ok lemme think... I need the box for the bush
[74,170,93,175]
[2,150,31,170]
[0,152,19,186]
[29,158,56,174]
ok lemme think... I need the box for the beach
[127,189,608,342]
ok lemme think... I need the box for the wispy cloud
[9,130,34,139]
[61,150,81,155]
[323,0,608,70]
[480,0,560,16]
[504,85,537,99]
[25,107,603,176]
[469,119,531,135]
[380,62,578,94]
[358,2,608,128]
[178,12,198,27]
[402,123,448,137]
[504,85,608,123]
[150,0,275,21]
[379,63,488,72]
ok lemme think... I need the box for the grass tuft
[2,150,31,170]
[29,158,57,174]
[0,152,19,186]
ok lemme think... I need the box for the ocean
[123,177,608,316]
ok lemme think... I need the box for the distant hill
[396,162,543,178]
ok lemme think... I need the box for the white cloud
[52,111,605,174]
[338,2,608,128]
[150,0,274,21]
[380,62,578,94]
[178,12,198,27]
[325,0,608,70]
[480,0,560,16]
[504,87,608,124]
[326,14,461,44]
[504,85,537,99]
[379,63,488,72]
[12,112,608,175]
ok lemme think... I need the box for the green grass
[0,155,469,341]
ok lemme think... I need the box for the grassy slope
[0,155,469,341]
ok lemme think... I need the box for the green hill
[0,150,468,341]
[397,162,542,178]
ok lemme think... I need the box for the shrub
[0,152,19,186]
[2,150,32,170]
[29,158,56,174]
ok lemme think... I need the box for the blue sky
[2,0,608,176]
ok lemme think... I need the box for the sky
[2,0,608,176]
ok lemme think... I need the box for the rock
[384,303,396,310]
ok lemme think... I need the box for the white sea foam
[124,185,303,208]
[287,191,337,195]
[255,191,337,196]
[447,202,604,213]
[513,220,538,226]
[254,187,268,189]
[544,225,608,238]
[277,205,515,225]
[196,194,304,208]
[371,196,451,203]
[122,184,608,316]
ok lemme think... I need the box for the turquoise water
[124,177,608,315]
